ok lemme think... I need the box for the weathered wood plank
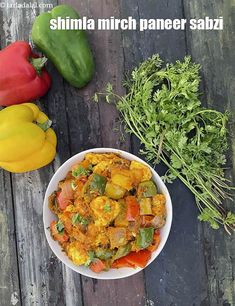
[42,63,83,306]
[0,6,21,306]
[60,0,129,150]
[184,1,235,305]
[59,0,146,305]
[0,170,21,306]
[0,0,82,305]
[6,0,67,302]
[81,277,146,306]
[1,1,234,306]
[120,1,210,305]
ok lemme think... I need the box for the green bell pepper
[139,198,152,215]
[90,174,107,195]
[95,248,114,260]
[136,227,154,249]
[32,5,95,88]
[105,182,126,200]
[138,181,157,197]
[112,244,131,261]
[82,173,107,202]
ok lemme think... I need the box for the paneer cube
[90,196,120,226]
[111,169,133,190]
[152,194,166,217]
[130,161,152,181]
[67,242,89,265]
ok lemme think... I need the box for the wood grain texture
[0,0,82,305]
[184,1,235,305]
[3,2,67,304]
[0,0,234,305]
[0,5,21,306]
[60,0,129,151]
[59,0,146,305]
[120,1,213,306]
[0,171,21,306]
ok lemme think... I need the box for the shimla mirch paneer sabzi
[49,153,167,273]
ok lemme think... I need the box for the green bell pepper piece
[89,173,107,195]
[139,198,152,215]
[138,181,157,197]
[72,164,92,178]
[112,244,131,261]
[95,248,114,260]
[32,5,95,88]
[136,227,154,249]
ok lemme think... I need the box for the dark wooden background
[0,0,234,305]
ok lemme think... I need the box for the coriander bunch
[94,55,235,233]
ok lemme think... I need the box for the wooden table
[0,1,234,305]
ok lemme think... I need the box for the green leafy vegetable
[136,227,154,249]
[72,164,92,178]
[96,55,235,233]
[72,213,89,226]
[95,248,113,260]
[56,219,64,233]
[84,251,95,267]
[103,202,111,212]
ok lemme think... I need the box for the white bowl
[43,148,173,279]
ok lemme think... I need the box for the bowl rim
[43,147,173,280]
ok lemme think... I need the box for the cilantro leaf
[84,251,95,267]
[225,212,235,225]
[56,220,64,233]
[95,55,235,233]
[72,165,92,178]
[103,202,111,212]
[72,213,89,226]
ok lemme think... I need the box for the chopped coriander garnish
[95,55,235,233]
[84,251,95,267]
[72,213,89,226]
[55,220,64,233]
[72,164,92,178]
[103,202,111,212]
[89,173,107,195]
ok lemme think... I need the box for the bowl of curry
[43,148,172,279]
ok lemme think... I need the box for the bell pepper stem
[31,57,48,75]
[37,119,52,131]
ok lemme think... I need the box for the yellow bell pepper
[0,103,57,173]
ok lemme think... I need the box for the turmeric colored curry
[49,153,167,273]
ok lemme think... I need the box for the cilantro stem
[95,55,235,233]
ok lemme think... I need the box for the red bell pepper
[111,257,135,269]
[147,230,161,252]
[126,196,140,221]
[112,249,152,269]
[90,259,106,273]
[0,41,51,106]
[50,220,69,244]
[124,250,152,268]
